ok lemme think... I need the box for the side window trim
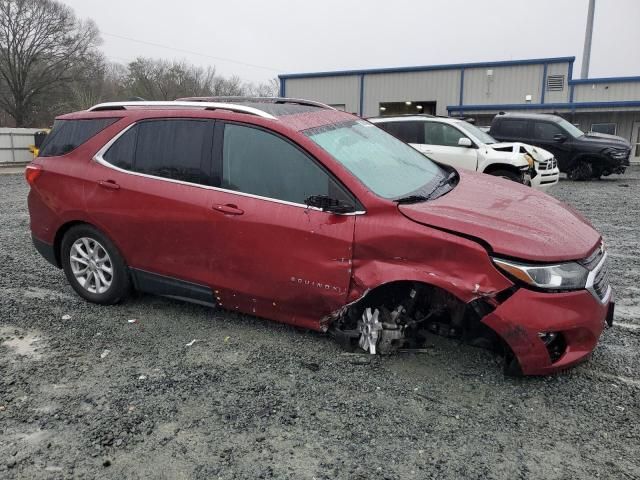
[94,120,365,214]
[215,119,364,212]
[94,119,217,190]
[93,117,218,189]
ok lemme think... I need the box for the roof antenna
[127,96,145,101]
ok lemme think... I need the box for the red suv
[26,98,613,375]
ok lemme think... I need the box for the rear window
[494,119,528,137]
[39,118,119,157]
[378,121,424,144]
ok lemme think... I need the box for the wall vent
[547,75,565,91]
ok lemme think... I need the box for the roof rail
[178,96,336,110]
[87,101,277,119]
[366,113,435,120]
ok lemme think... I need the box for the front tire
[61,225,131,305]
[567,161,593,181]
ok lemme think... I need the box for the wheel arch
[53,220,126,268]
[482,163,523,177]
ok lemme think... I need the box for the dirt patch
[0,326,45,360]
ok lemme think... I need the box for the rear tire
[567,161,593,181]
[488,169,522,183]
[61,224,131,305]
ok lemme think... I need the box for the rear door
[204,121,357,326]
[420,121,478,171]
[85,118,217,291]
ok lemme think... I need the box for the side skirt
[130,268,217,308]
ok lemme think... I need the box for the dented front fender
[348,210,513,305]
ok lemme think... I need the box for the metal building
[279,56,640,163]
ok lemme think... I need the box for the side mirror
[305,195,354,214]
[458,137,473,148]
[553,133,567,143]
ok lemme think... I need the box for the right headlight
[493,258,589,291]
[603,147,628,160]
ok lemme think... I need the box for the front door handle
[98,180,120,190]
[213,203,244,215]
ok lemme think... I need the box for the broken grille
[580,245,605,271]
[538,158,557,170]
[592,258,610,301]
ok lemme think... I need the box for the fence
[0,128,40,165]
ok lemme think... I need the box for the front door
[632,121,640,164]
[419,122,478,171]
[206,122,357,328]
[531,120,573,170]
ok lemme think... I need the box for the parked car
[369,115,559,191]
[26,98,613,376]
[489,112,631,180]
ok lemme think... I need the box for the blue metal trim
[541,63,548,104]
[279,78,285,97]
[570,75,640,85]
[359,74,364,117]
[447,100,640,113]
[459,68,465,107]
[570,85,575,105]
[279,56,576,80]
[568,60,575,106]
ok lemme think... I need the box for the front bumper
[530,163,560,191]
[482,288,612,375]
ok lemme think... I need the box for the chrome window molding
[92,123,365,216]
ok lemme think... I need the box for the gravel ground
[1,169,639,479]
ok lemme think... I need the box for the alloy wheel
[69,237,113,294]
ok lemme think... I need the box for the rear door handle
[98,180,120,190]
[213,203,244,215]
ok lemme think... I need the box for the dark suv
[489,112,631,180]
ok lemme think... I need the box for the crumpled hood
[488,142,553,162]
[399,170,600,262]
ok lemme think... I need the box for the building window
[591,123,617,135]
[546,75,565,92]
[379,101,436,116]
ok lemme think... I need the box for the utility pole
[581,0,596,79]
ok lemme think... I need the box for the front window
[305,120,445,199]
[556,118,585,138]
[454,121,497,145]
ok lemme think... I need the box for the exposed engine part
[358,307,383,354]
[331,281,510,364]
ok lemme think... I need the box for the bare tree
[245,78,280,97]
[0,0,101,126]
[125,58,220,100]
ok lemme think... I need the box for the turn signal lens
[25,165,42,185]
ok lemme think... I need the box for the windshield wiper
[395,171,458,205]
[395,195,430,204]
[424,170,457,199]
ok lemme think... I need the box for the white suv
[370,115,559,191]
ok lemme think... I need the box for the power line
[102,32,282,73]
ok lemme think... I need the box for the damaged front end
[330,281,520,373]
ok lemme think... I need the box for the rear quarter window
[39,118,119,157]
[494,119,528,137]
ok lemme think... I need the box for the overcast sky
[63,0,640,83]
